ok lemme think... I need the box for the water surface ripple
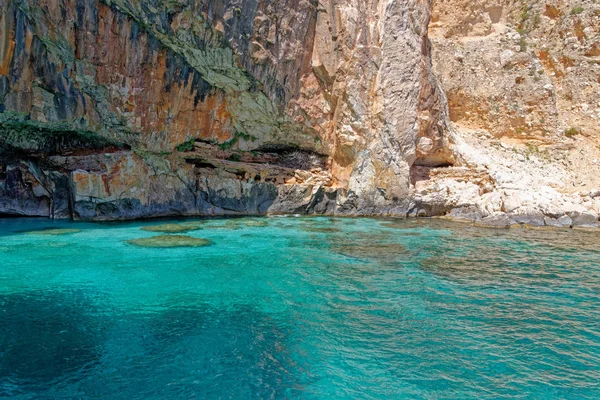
[0,217,598,399]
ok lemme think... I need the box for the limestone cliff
[1,0,599,228]
[420,0,600,228]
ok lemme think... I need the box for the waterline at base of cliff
[1,217,599,399]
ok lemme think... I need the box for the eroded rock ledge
[3,146,600,229]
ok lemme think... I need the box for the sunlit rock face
[0,0,450,219]
[303,0,453,212]
[0,0,321,151]
[418,0,600,228]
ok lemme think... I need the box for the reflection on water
[0,217,599,399]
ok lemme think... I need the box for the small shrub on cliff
[519,37,528,52]
[564,127,582,138]
[570,6,584,15]
[175,139,195,152]
[217,131,257,151]
[227,153,242,162]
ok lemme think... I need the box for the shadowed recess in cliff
[0,116,126,155]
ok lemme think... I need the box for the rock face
[422,0,600,228]
[1,0,599,227]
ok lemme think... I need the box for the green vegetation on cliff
[0,113,121,155]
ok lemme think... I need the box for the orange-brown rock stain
[91,4,235,150]
[537,50,564,79]
[0,34,14,76]
[544,5,562,20]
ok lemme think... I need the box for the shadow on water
[0,290,106,396]
[104,301,303,399]
[0,290,303,399]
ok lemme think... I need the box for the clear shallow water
[0,217,599,399]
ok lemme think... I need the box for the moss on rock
[0,113,120,155]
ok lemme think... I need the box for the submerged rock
[380,219,429,233]
[181,221,210,228]
[23,228,81,235]
[474,214,517,229]
[0,290,105,387]
[302,226,342,233]
[241,219,269,227]
[127,235,212,248]
[202,220,242,230]
[141,224,201,233]
[332,242,409,263]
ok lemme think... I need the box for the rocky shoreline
[2,146,599,230]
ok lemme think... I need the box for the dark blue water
[0,217,599,399]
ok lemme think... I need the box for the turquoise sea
[0,217,599,399]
